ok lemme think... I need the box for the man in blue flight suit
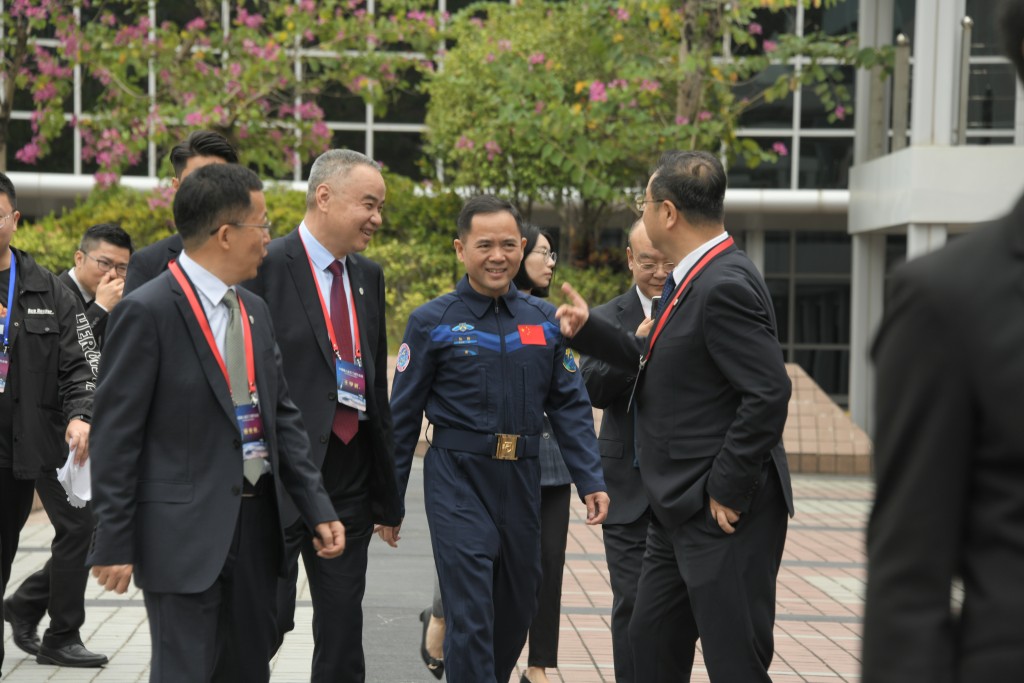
[387,195,609,683]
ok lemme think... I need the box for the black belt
[431,427,540,460]
[241,473,273,498]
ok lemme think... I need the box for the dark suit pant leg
[528,483,571,668]
[300,520,372,683]
[6,470,93,647]
[144,495,279,683]
[1,468,36,675]
[602,509,651,683]
[272,518,305,653]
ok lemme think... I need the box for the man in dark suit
[243,149,400,683]
[124,130,238,295]
[581,219,685,683]
[3,223,132,668]
[862,4,1024,681]
[558,151,793,682]
[87,164,345,683]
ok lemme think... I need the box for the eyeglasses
[530,248,557,264]
[633,194,659,214]
[0,212,15,228]
[635,261,675,274]
[85,253,129,277]
[211,220,274,235]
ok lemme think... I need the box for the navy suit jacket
[243,229,401,526]
[580,287,649,526]
[573,244,793,530]
[124,234,182,296]
[86,269,336,594]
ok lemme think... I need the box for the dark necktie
[327,261,358,444]
[658,273,676,317]
[223,290,265,485]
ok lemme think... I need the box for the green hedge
[15,173,631,348]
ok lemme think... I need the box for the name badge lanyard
[168,260,258,406]
[642,236,734,366]
[298,232,362,367]
[2,255,16,351]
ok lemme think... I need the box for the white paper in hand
[56,446,91,508]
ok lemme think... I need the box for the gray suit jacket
[87,269,336,594]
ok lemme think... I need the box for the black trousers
[527,483,571,668]
[0,467,36,675]
[5,469,94,647]
[275,430,373,683]
[602,508,651,683]
[143,491,280,683]
[629,465,788,683]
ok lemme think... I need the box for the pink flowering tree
[75,0,441,181]
[0,0,80,173]
[425,0,886,258]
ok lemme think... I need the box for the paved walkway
[3,463,871,682]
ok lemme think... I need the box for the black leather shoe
[419,607,443,680]
[36,642,108,668]
[2,600,40,656]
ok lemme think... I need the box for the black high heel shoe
[419,608,444,680]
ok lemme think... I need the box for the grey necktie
[223,290,264,486]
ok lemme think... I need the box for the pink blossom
[528,52,546,65]
[834,105,846,121]
[237,9,264,29]
[763,40,778,53]
[311,121,330,141]
[185,17,207,31]
[237,125,250,140]
[675,115,690,125]
[697,111,712,122]
[147,186,174,211]
[534,101,545,114]
[615,8,630,21]
[32,82,58,104]
[589,81,608,103]
[485,52,495,63]
[639,79,660,92]
[609,79,628,89]
[748,22,763,36]
[772,142,788,156]
[184,111,205,126]
[15,141,41,165]
[484,141,502,161]
[101,13,116,26]
[469,18,484,28]
[229,62,242,78]
[455,136,475,150]
[299,0,315,12]
[497,39,511,51]
[95,173,119,188]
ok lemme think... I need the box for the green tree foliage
[424,0,887,259]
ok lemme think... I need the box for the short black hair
[169,131,239,178]
[513,223,555,297]
[0,171,16,210]
[456,194,522,240]
[649,150,727,227]
[173,164,263,248]
[79,223,134,255]
[999,0,1024,82]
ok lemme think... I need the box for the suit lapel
[284,232,335,371]
[346,256,371,361]
[169,277,236,426]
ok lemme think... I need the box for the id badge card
[0,351,9,394]
[234,404,269,461]
[335,358,367,412]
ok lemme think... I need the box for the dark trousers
[629,466,788,683]
[602,508,651,683]
[1,467,36,675]
[527,483,571,668]
[5,469,94,647]
[275,431,372,683]
[143,493,280,683]
[425,447,542,683]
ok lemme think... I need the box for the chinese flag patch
[518,324,546,345]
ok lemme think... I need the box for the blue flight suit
[391,276,605,683]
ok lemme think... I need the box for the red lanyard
[168,260,257,403]
[298,231,362,363]
[645,236,734,361]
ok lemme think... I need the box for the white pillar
[849,233,887,434]
[906,223,948,260]
[744,229,765,276]
[910,0,965,145]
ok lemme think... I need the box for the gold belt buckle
[493,434,519,460]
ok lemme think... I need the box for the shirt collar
[299,222,346,273]
[634,285,653,319]
[67,268,94,303]
[456,276,521,319]
[177,251,231,308]
[670,231,730,287]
